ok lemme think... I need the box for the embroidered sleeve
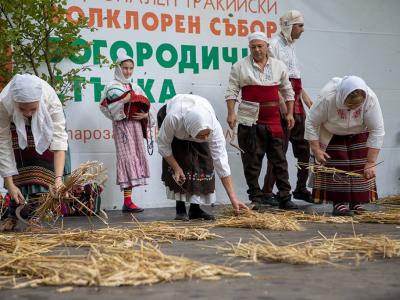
[47,87,68,151]
[0,103,18,177]
[224,61,241,101]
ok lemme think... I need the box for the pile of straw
[280,211,354,224]
[375,195,400,206]
[1,242,249,288]
[0,222,246,288]
[273,210,400,225]
[217,233,400,265]
[0,221,220,254]
[33,161,108,224]
[355,211,400,225]
[214,209,302,231]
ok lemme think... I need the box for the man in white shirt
[225,31,298,210]
[263,10,314,204]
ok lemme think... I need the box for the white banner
[2,0,399,208]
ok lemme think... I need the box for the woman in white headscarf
[157,94,248,220]
[99,55,151,213]
[305,76,385,216]
[0,74,69,231]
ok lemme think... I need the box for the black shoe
[188,204,215,220]
[293,190,313,203]
[249,195,264,204]
[332,204,354,216]
[175,212,189,221]
[122,204,144,213]
[261,195,279,206]
[175,201,189,220]
[278,195,298,210]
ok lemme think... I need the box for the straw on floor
[217,232,400,266]
[273,210,400,225]
[0,223,246,288]
[213,209,303,231]
[375,195,400,206]
[0,242,249,288]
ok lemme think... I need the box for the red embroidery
[352,108,362,119]
[337,109,347,120]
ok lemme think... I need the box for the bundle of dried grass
[32,161,108,224]
[0,221,220,257]
[273,210,400,225]
[1,241,249,288]
[297,162,363,178]
[280,211,354,224]
[217,233,400,265]
[375,195,400,206]
[354,210,400,225]
[214,209,302,231]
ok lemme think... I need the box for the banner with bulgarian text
[2,1,399,208]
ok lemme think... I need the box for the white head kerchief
[1,74,53,155]
[335,76,368,109]
[280,10,304,44]
[248,31,268,44]
[114,55,134,84]
[183,101,215,142]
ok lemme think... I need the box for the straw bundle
[273,210,400,225]
[33,161,108,224]
[297,162,363,178]
[297,162,378,192]
[279,211,354,224]
[213,209,303,231]
[1,242,250,288]
[375,195,400,206]
[354,211,400,225]
[217,233,400,265]
[0,221,220,257]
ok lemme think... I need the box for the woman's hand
[6,183,25,205]
[314,149,331,164]
[231,199,249,214]
[54,176,65,192]
[364,162,376,179]
[131,112,148,120]
[173,167,186,186]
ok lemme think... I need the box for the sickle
[15,205,30,225]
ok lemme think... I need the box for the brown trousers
[263,114,310,195]
[238,124,291,199]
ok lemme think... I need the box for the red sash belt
[241,85,283,138]
[290,78,304,115]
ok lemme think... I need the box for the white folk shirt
[305,78,385,149]
[269,33,301,79]
[224,55,295,102]
[157,94,231,178]
[0,81,68,177]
